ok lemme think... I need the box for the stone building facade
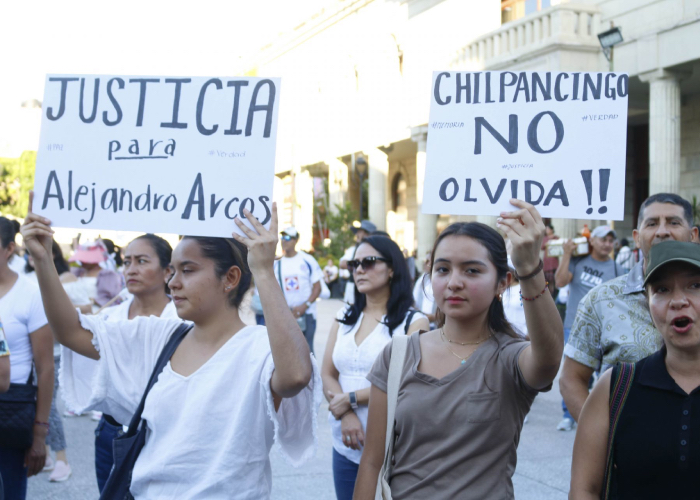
[245,0,700,258]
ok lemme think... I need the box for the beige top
[367,331,549,500]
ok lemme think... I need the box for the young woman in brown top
[354,200,564,499]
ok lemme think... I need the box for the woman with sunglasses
[353,200,563,500]
[21,193,320,499]
[321,235,429,500]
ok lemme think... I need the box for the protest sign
[34,75,280,237]
[422,71,629,220]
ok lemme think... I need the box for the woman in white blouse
[23,196,320,500]
[321,235,428,500]
[86,233,178,492]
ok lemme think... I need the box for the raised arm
[555,240,575,288]
[497,199,564,389]
[234,204,312,400]
[569,369,612,499]
[21,193,98,359]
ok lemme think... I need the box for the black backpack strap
[123,322,193,437]
[404,309,418,335]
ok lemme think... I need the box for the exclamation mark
[581,170,593,214]
[598,169,610,214]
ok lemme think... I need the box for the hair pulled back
[182,236,252,308]
[429,222,519,339]
[132,234,172,270]
[0,217,19,249]
[338,235,414,334]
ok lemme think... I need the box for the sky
[0,0,325,152]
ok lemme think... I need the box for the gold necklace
[440,332,484,365]
[441,327,492,346]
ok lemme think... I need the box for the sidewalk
[28,298,574,499]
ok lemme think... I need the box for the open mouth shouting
[671,316,694,334]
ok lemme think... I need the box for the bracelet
[513,259,543,281]
[34,421,50,431]
[520,282,549,306]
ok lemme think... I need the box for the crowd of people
[0,190,696,499]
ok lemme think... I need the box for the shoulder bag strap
[383,335,409,464]
[123,322,193,438]
[403,310,418,335]
[602,362,636,500]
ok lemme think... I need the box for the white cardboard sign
[423,71,629,220]
[34,74,281,237]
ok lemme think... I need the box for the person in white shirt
[324,260,340,297]
[339,220,377,305]
[321,235,429,500]
[61,233,177,493]
[0,217,54,499]
[413,255,438,327]
[277,227,323,354]
[23,197,320,500]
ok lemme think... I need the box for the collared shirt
[564,261,662,372]
[612,347,700,498]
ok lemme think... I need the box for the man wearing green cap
[560,193,699,425]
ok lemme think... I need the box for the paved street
[28,299,574,499]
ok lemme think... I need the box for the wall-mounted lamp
[598,27,623,62]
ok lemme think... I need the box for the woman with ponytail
[22,194,320,499]
[354,200,564,500]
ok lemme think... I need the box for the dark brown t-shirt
[367,331,549,500]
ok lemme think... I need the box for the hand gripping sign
[34,75,281,237]
[422,71,629,220]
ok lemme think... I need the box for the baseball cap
[351,220,377,234]
[643,241,700,287]
[281,227,299,238]
[590,225,617,239]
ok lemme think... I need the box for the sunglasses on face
[347,256,389,272]
[281,235,295,241]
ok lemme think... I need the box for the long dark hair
[181,237,252,308]
[429,222,519,339]
[338,235,414,334]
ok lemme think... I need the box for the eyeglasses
[281,235,295,241]
[346,256,389,272]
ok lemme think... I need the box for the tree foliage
[0,151,36,217]
[325,201,358,260]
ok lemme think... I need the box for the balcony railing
[452,3,602,70]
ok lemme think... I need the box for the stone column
[366,148,388,231]
[327,157,348,212]
[553,218,579,239]
[412,127,438,262]
[640,69,682,195]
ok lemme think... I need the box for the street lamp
[598,26,623,64]
[353,155,368,220]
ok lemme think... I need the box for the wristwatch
[305,300,312,308]
[349,391,358,409]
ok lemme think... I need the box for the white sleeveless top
[330,307,426,464]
